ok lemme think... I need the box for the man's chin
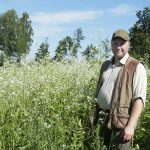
[115,54,123,59]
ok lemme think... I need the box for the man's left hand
[120,125,135,141]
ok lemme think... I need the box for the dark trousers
[99,111,131,150]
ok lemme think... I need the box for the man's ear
[128,41,130,48]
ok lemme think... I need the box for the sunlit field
[0,60,149,149]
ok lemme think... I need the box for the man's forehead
[112,37,126,42]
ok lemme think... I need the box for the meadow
[0,60,149,150]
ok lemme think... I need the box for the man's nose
[117,46,121,50]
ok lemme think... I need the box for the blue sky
[0,0,149,59]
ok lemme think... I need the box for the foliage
[0,60,104,149]
[81,37,111,62]
[129,6,150,66]
[54,28,84,61]
[54,36,74,61]
[133,74,150,150]
[0,50,5,66]
[101,37,111,59]
[73,28,85,57]
[81,44,99,61]
[0,60,149,149]
[0,9,33,62]
[35,38,50,62]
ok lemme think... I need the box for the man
[88,29,147,149]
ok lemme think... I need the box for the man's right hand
[87,116,95,129]
[87,103,99,129]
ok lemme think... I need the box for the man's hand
[87,104,99,129]
[120,99,143,141]
[121,125,135,141]
[87,117,94,129]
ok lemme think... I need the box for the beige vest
[95,56,139,129]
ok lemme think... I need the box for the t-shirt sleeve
[132,63,147,105]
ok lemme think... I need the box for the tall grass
[0,60,149,149]
[0,60,105,149]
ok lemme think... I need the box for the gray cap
[112,29,130,41]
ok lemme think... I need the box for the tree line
[0,7,149,65]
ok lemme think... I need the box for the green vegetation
[129,6,150,66]
[133,71,150,150]
[54,28,85,61]
[35,38,50,62]
[0,7,149,65]
[0,9,33,63]
[0,6,149,149]
[0,60,100,149]
[0,60,149,149]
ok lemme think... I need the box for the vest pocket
[112,106,129,129]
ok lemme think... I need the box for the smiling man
[89,29,147,149]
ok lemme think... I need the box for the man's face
[111,37,130,59]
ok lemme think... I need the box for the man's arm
[121,99,143,141]
[121,62,147,141]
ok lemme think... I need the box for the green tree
[35,38,50,61]
[16,12,33,61]
[0,50,5,66]
[73,27,85,57]
[81,44,98,61]
[0,9,33,62]
[54,36,74,61]
[129,6,150,65]
[54,28,84,61]
[102,37,111,59]
[0,10,18,57]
